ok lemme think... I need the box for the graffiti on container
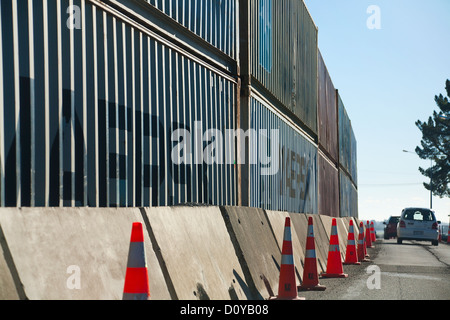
[249,97,317,213]
[259,144,314,212]
[279,145,310,200]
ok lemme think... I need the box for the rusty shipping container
[318,151,339,217]
[242,0,319,136]
[0,0,237,207]
[317,50,338,164]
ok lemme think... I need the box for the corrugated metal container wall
[144,0,238,60]
[317,50,338,163]
[339,170,358,218]
[248,0,318,134]
[0,0,237,207]
[337,93,357,186]
[248,94,318,214]
[350,124,358,185]
[318,152,339,217]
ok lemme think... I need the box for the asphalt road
[299,239,450,300]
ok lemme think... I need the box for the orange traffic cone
[298,217,326,291]
[358,222,370,262]
[123,222,150,300]
[343,220,360,265]
[365,221,373,248]
[447,225,450,244]
[321,218,348,278]
[269,217,304,300]
[447,226,450,244]
[370,221,376,242]
[363,223,370,257]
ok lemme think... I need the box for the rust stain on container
[318,51,338,164]
[318,152,339,218]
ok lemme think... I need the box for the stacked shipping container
[0,0,238,207]
[316,51,358,218]
[247,94,318,214]
[144,0,238,60]
[337,92,358,217]
[317,50,339,217]
[247,0,318,135]
[0,0,358,218]
[238,0,320,215]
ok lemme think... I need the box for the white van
[396,208,440,246]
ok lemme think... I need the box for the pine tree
[415,80,450,198]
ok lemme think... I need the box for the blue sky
[303,0,450,223]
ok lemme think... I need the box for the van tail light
[399,221,406,228]
[432,222,438,230]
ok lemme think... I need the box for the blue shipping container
[338,92,357,186]
[145,0,238,60]
[248,94,318,214]
[0,0,237,207]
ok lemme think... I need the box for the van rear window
[403,209,434,221]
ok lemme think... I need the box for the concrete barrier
[0,231,20,299]
[0,207,170,300]
[0,205,363,300]
[141,206,249,300]
[219,207,288,299]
